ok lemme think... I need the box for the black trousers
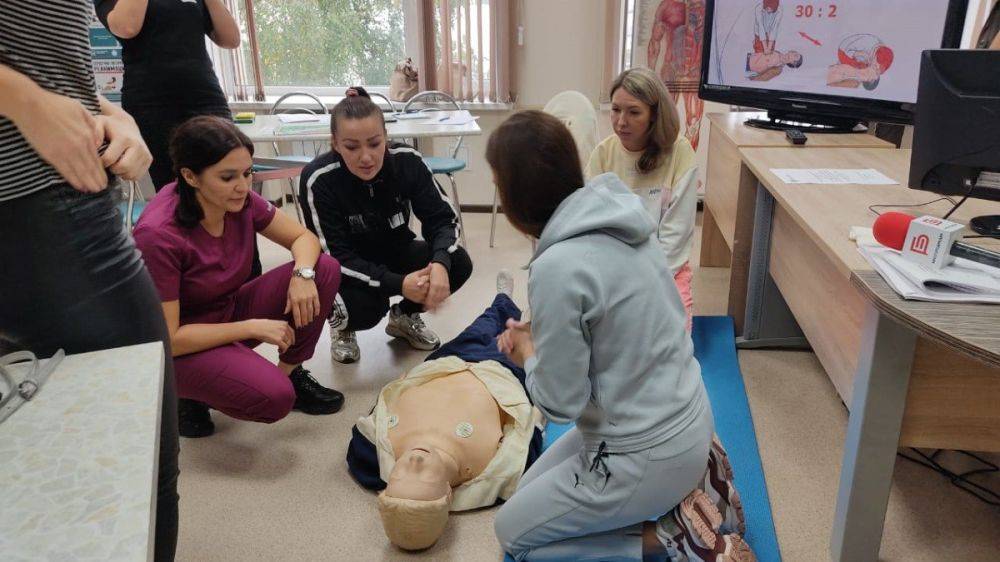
[0,184,179,562]
[124,101,232,191]
[338,240,473,332]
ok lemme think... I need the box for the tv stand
[744,110,867,134]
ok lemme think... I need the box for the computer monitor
[699,0,969,132]
[909,49,1000,235]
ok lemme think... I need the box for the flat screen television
[699,0,969,131]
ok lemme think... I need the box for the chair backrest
[122,180,147,231]
[401,90,462,113]
[542,90,598,168]
[366,91,398,113]
[270,92,329,115]
[402,91,465,158]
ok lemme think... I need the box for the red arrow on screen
[798,31,822,46]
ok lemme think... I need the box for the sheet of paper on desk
[277,114,326,124]
[771,168,898,185]
[429,110,477,125]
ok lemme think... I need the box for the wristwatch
[293,267,316,280]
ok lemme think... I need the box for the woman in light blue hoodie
[489,111,753,562]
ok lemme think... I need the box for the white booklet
[854,229,1000,304]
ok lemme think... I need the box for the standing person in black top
[300,94,473,364]
[95,0,240,191]
[1,2,177,560]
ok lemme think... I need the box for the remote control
[785,129,807,145]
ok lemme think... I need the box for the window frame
[248,0,417,97]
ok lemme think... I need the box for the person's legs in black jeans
[0,184,179,561]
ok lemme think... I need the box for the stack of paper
[853,228,1000,304]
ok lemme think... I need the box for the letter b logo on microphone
[909,234,930,255]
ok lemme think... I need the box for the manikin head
[330,95,387,182]
[378,447,454,550]
[782,50,803,68]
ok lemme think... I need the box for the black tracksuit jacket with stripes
[299,143,461,296]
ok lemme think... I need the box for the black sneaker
[289,366,344,415]
[178,399,214,438]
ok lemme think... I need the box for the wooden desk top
[740,147,1000,279]
[853,271,1000,367]
[707,112,895,149]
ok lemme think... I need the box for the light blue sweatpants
[495,404,714,561]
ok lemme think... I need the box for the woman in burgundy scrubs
[134,116,344,438]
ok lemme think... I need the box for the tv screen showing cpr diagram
[706,1,954,104]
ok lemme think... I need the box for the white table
[237,109,482,143]
[0,343,165,562]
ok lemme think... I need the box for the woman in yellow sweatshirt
[586,67,698,328]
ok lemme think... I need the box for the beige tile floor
[175,211,1000,562]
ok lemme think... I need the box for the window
[252,0,406,92]
[212,0,512,103]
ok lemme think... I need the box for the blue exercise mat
[691,316,780,562]
[505,316,780,561]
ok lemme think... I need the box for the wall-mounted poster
[633,0,707,150]
[631,0,723,196]
[89,12,123,103]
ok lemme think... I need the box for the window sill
[228,96,513,113]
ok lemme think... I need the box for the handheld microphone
[872,212,1000,270]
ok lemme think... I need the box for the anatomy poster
[706,0,953,103]
[632,0,727,196]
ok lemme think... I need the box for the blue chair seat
[118,201,146,226]
[422,156,466,174]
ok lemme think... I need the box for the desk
[237,110,482,143]
[831,271,1000,561]
[699,112,893,333]
[733,147,1000,561]
[0,343,165,561]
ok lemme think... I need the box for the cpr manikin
[378,365,518,549]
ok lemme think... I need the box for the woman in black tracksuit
[300,94,472,364]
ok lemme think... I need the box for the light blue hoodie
[524,173,710,453]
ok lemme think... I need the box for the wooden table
[699,112,893,334]
[832,271,1000,561]
[732,147,1000,561]
[0,343,165,561]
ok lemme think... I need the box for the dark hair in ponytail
[168,116,254,229]
[330,95,385,139]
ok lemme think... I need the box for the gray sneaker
[497,269,514,297]
[330,328,360,364]
[385,304,441,350]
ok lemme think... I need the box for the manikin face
[611,88,653,152]
[332,114,387,182]
[182,147,254,216]
[385,447,451,501]
[781,51,802,66]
